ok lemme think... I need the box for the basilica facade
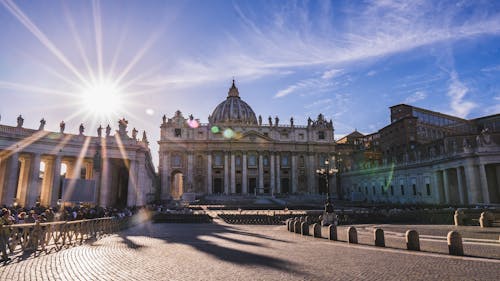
[158,81,336,199]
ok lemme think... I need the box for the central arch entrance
[170,171,183,199]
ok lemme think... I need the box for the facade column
[275,154,281,194]
[100,157,110,206]
[1,152,19,206]
[291,154,298,193]
[136,158,146,206]
[0,157,6,204]
[433,171,442,204]
[127,160,137,206]
[27,154,41,207]
[479,164,490,204]
[17,157,30,206]
[187,152,194,192]
[270,154,275,196]
[456,167,466,204]
[230,153,236,194]
[258,154,264,193]
[242,154,247,194]
[308,154,315,194]
[207,153,212,194]
[161,152,170,200]
[224,153,229,194]
[442,169,450,204]
[464,164,481,204]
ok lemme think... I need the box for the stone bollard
[406,230,420,251]
[479,212,492,228]
[328,225,337,241]
[301,222,309,236]
[374,228,385,247]
[347,226,358,244]
[454,210,464,226]
[305,216,311,225]
[286,219,292,231]
[290,219,296,232]
[447,231,464,256]
[294,220,301,234]
[313,223,322,238]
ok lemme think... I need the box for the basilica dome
[209,81,258,125]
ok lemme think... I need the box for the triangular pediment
[237,130,273,143]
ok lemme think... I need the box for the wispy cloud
[142,1,500,88]
[404,91,427,103]
[446,71,477,118]
[322,69,342,79]
[366,70,377,76]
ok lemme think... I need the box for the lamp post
[316,158,338,225]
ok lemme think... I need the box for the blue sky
[0,0,499,167]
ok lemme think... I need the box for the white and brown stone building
[0,117,156,208]
[158,81,336,199]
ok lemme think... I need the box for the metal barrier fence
[1,217,129,261]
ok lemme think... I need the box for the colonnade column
[464,164,481,204]
[27,153,41,207]
[270,154,275,196]
[1,152,19,206]
[456,167,466,204]
[291,154,297,193]
[242,154,247,194]
[433,171,442,204]
[49,155,62,206]
[187,153,194,192]
[136,158,146,206]
[442,169,450,204]
[127,160,137,206]
[100,157,110,206]
[479,164,490,204]
[275,154,281,194]
[230,153,236,194]
[258,154,264,193]
[207,153,212,194]
[0,157,6,203]
[224,153,229,194]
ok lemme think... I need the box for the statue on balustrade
[38,118,46,130]
[106,124,111,137]
[16,115,24,128]
[268,116,272,126]
[118,118,128,137]
[59,121,65,133]
[258,115,262,126]
[275,116,279,127]
[97,125,103,137]
[290,117,294,127]
[132,127,138,140]
[79,123,85,135]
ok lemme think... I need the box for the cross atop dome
[228,79,240,98]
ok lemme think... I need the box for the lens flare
[211,126,220,133]
[223,128,234,139]
[81,79,122,117]
[187,119,199,128]
[145,108,154,115]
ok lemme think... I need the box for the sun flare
[80,79,123,117]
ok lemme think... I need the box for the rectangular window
[426,184,431,196]
[214,154,222,166]
[281,155,289,167]
[174,128,182,137]
[372,186,376,194]
[299,133,304,140]
[236,156,241,166]
[390,185,394,196]
[318,131,325,140]
[263,156,269,166]
[173,155,182,167]
[281,133,288,139]
[401,185,405,196]
[248,155,257,167]
[412,184,417,196]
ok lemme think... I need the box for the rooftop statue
[17,114,24,128]
[132,127,138,140]
[60,121,65,133]
[97,125,103,137]
[106,124,111,137]
[79,123,84,135]
[39,118,46,130]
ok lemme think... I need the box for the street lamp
[316,158,338,225]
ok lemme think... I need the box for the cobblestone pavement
[1,221,500,281]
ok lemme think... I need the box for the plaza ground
[1,221,499,281]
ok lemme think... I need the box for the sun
[81,79,123,117]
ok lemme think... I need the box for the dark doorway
[213,178,223,194]
[236,183,242,194]
[281,178,290,194]
[116,166,129,208]
[248,178,256,194]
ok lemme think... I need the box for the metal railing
[1,217,129,261]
